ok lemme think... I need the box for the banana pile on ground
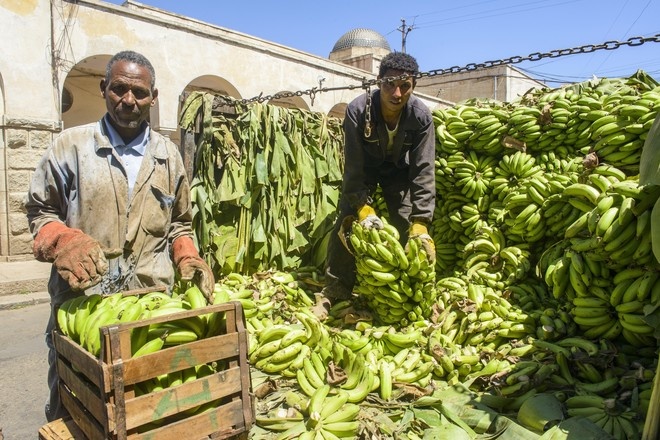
[182,71,660,439]
[347,220,437,325]
[535,177,660,349]
[211,264,657,439]
[431,72,660,275]
[434,71,660,174]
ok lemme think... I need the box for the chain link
[214,34,660,107]
[364,85,373,138]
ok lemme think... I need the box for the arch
[268,92,310,111]
[61,54,110,129]
[184,75,241,100]
[328,102,347,119]
[61,53,162,130]
[179,74,241,122]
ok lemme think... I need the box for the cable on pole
[398,18,414,53]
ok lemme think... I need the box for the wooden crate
[52,300,254,440]
[39,416,85,440]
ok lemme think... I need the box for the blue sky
[105,0,660,87]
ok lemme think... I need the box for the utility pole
[398,18,414,53]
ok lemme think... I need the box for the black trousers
[324,164,412,297]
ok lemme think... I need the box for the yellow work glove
[407,221,436,263]
[357,205,383,230]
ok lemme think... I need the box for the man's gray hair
[105,50,156,90]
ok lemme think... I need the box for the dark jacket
[341,89,436,223]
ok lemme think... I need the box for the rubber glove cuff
[172,236,216,303]
[409,221,429,238]
[357,204,377,221]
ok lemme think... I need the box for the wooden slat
[57,359,105,424]
[60,386,105,440]
[109,329,126,440]
[39,416,87,440]
[124,366,243,429]
[128,399,246,440]
[53,332,104,389]
[237,328,254,429]
[121,333,240,384]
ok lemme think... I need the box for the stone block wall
[1,117,61,261]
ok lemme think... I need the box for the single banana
[318,389,350,421]
[296,367,319,397]
[556,336,600,356]
[133,333,167,357]
[306,383,330,423]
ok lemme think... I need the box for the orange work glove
[33,222,122,291]
[357,204,383,230]
[407,221,436,263]
[172,236,215,303]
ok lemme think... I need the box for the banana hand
[407,222,435,263]
[416,234,436,263]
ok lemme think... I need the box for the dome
[331,28,391,52]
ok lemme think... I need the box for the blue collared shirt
[102,114,149,197]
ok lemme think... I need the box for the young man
[314,52,436,319]
[26,50,214,421]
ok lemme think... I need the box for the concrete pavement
[0,260,50,310]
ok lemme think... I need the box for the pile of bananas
[56,286,214,358]
[243,72,660,439]
[255,383,362,439]
[459,225,532,290]
[435,73,660,170]
[535,177,660,347]
[349,221,436,325]
[247,310,329,377]
[212,270,317,326]
[437,99,514,156]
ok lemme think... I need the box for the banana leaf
[516,393,564,433]
[182,92,344,275]
[430,384,541,439]
[639,112,660,264]
[423,422,472,440]
[640,112,660,186]
[538,417,614,440]
[211,225,239,273]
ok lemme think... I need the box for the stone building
[417,65,546,103]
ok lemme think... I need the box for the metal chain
[420,34,660,79]
[364,85,373,138]
[214,34,660,107]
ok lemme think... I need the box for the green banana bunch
[350,220,437,325]
[250,322,311,376]
[79,294,126,356]
[506,106,543,146]
[377,326,427,356]
[534,307,577,341]
[565,394,642,439]
[451,150,497,200]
